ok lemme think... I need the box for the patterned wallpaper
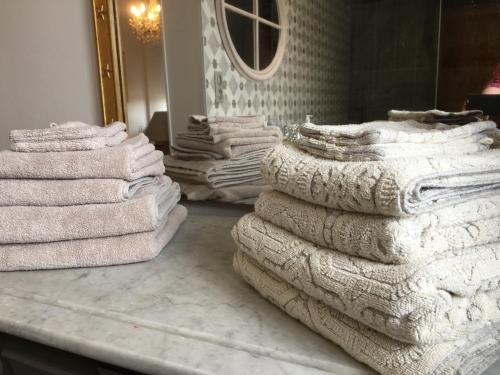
[201,0,351,125]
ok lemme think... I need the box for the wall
[201,0,351,125]
[0,0,101,150]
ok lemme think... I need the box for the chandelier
[129,1,162,44]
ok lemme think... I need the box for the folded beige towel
[0,176,163,206]
[165,149,267,188]
[188,115,266,135]
[232,213,500,345]
[255,191,500,264]
[262,142,500,217]
[179,181,270,204]
[0,205,187,271]
[10,122,128,152]
[0,134,164,181]
[388,109,483,124]
[234,250,500,375]
[177,128,281,145]
[0,178,180,244]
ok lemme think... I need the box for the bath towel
[255,191,500,264]
[0,176,163,207]
[0,178,180,244]
[234,250,500,375]
[179,181,270,204]
[164,149,268,188]
[188,115,266,135]
[0,205,187,271]
[0,134,165,181]
[388,109,483,124]
[262,142,500,217]
[232,213,500,345]
[10,122,128,152]
[299,120,495,146]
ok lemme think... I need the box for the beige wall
[0,0,101,150]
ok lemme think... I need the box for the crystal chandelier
[129,1,162,44]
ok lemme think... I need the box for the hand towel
[234,250,500,375]
[262,142,500,217]
[232,213,500,345]
[0,176,163,206]
[164,149,268,188]
[255,191,500,264]
[10,122,128,152]
[179,181,270,203]
[0,205,187,271]
[0,134,165,181]
[388,109,483,124]
[188,115,266,135]
[299,120,495,146]
[0,178,180,244]
[177,127,281,145]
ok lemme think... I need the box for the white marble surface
[0,201,498,375]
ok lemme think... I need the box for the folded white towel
[179,181,270,204]
[188,115,266,135]
[388,109,483,124]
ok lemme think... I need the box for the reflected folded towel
[388,109,483,124]
[0,205,187,271]
[0,177,180,244]
[188,115,266,135]
[179,181,270,204]
[165,149,267,188]
[232,213,500,345]
[262,142,500,216]
[0,134,165,181]
[234,250,500,375]
[10,122,128,152]
[255,191,500,264]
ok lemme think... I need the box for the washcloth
[0,176,162,206]
[0,134,165,181]
[0,177,180,244]
[262,142,500,217]
[10,122,128,152]
[232,213,500,345]
[165,149,268,188]
[234,250,500,375]
[179,181,270,204]
[299,120,495,146]
[255,191,500,264]
[0,205,187,271]
[388,109,483,124]
[188,115,266,135]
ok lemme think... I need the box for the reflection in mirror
[259,0,279,23]
[226,10,256,69]
[259,22,279,69]
[226,0,254,13]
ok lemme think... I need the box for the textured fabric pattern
[255,190,500,264]
[0,205,187,271]
[233,250,500,375]
[388,110,484,125]
[232,213,500,345]
[261,143,500,217]
[188,115,267,135]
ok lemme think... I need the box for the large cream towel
[234,250,500,375]
[232,213,500,345]
[0,205,187,271]
[262,142,500,217]
[255,190,500,264]
[0,134,164,181]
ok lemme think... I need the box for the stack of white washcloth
[0,122,186,271]
[231,115,500,374]
[164,115,282,204]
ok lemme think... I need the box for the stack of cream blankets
[0,121,186,271]
[231,118,500,375]
[164,115,282,203]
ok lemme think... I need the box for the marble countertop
[0,201,498,375]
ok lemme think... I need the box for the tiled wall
[201,0,351,125]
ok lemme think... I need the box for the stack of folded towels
[164,115,282,203]
[0,121,186,271]
[231,117,500,374]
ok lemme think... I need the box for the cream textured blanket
[179,181,270,204]
[188,115,266,135]
[232,213,500,345]
[0,205,187,271]
[255,191,500,264]
[0,179,180,244]
[234,250,500,375]
[388,109,483,124]
[262,143,500,216]
[10,122,128,152]
[0,134,165,181]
